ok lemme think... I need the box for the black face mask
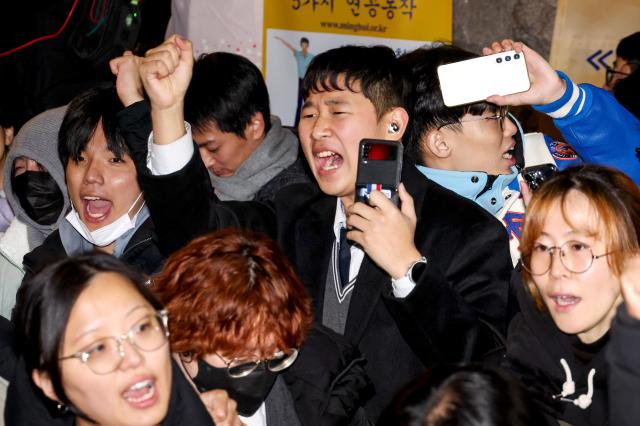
[192,359,278,417]
[12,171,64,225]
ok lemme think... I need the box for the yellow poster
[264,0,451,42]
[264,0,452,125]
[550,0,640,86]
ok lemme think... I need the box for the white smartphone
[437,50,530,107]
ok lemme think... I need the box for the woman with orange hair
[506,165,640,426]
[152,229,372,425]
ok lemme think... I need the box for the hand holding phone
[522,163,557,192]
[482,40,568,107]
[437,50,530,107]
[347,183,421,279]
[355,139,403,206]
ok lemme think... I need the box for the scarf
[210,116,299,201]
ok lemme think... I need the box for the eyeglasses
[215,348,299,378]
[522,241,612,276]
[437,106,510,131]
[60,310,170,375]
[605,62,639,85]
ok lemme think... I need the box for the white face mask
[65,192,145,247]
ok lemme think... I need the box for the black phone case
[522,163,557,191]
[355,139,403,205]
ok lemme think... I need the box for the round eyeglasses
[437,106,510,131]
[215,348,299,378]
[605,62,639,85]
[60,310,170,375]
[522,241,612,276]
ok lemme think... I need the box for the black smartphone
[522,163,557,192]
[355,139,403,206]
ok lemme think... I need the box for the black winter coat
[281,324,374,425]
[121,102,513,422]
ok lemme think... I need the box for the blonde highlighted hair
[520,165,640,310]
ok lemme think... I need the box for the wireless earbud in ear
[388,122,399,134]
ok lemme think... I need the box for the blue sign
[586,49,613,70]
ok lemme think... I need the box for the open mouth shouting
[502,146,517,165]
[122,377,159,409]
[550,293,581,313]
[315,150,344,175]
[82,196,112,224]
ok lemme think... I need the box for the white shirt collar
[333,199,347,240]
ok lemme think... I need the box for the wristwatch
[393,256,427,285]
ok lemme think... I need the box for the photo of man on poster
[275,36,315,126]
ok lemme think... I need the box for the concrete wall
[453,0,558,60]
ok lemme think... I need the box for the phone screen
[364,143,397,161]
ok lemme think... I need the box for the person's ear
[32,369,60,403]
[382,107,409,141]
[244,112,266,143]
[3,126,13,147]
[423,129,452,159]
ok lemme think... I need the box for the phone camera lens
[505,55,511,61]
[496,57,502,63]
[514,53,520,59]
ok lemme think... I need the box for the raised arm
[482,39,566,107]
[140,34,193,146]
[110,51,145,108]
[484,39,640,185]
[116,36,275,256]
[275,36,296,53]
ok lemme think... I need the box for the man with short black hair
[132,35,512,422]
[185,51,310,202]
[401,39,640,264]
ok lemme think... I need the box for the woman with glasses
[505,165,640,426]
[152,229,373,425]
[7,253,214,425]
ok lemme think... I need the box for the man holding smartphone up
[401,39,640,265]
[124,36,512,422]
